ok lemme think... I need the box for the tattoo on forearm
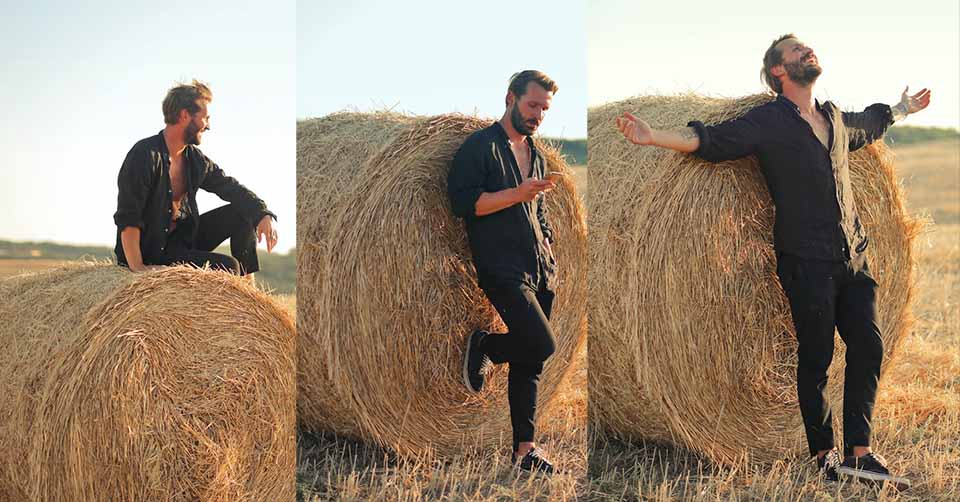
[680,128,698,140]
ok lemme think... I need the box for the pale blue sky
[589,0,959,129]
[297,0,588,139]
[1,1,296,251]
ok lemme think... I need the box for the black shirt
[113,131,275,265]
[688,95,894,261]
[447,122,556,291]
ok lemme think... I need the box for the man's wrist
[507,187,521,204]
[892,102,909,121]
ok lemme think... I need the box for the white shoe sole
[463,332,479,393]
[837,467,911,490]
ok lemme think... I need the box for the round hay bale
[588,94,921,464]
[0,263,295,501]
[297,112,588,454]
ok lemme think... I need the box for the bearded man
[448,70,560,474]
[617,34,930,488]
[114,80,278,278]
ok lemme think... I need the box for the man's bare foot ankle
[516,442,535,458]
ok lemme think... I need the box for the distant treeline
[885,125,960,146]
[0,239,296,294]
[544,137,587,166]
[544,126,958,163]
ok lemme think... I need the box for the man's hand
[892,86,931,120]
[901,86,931,114]
[617,112,654,145]
[514,178,555,203]
[257,215,278,253]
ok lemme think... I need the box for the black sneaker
[462,329,490,393]
[837,452,911,491]
[816,449,842,482]
[513,448,556,475]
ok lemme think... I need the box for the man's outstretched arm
[845,86,931,152]
[616,112,700,152]
[617,109,764,163]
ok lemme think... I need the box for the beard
[184,121,202,145]
[783,59,822,88]
[510,103,538,136]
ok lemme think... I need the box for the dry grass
[296,112,587,455]
[0,259,68,278]
[297,346,586,501]
[0,263,296,501]
[588,125,960,500]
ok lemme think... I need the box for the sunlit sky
[2,1,955,249]
[1,1,296,251]
[589,0,959,129]
[297,0,588,139]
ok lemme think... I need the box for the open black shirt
[688,95,894,261]
[113,131,275,265]
[447,122,556,291]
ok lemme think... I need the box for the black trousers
[152,204,260,276]
[478,281,557,452]
[776,252,884,457]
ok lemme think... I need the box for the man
[114,80,278,278]
[447,70,560,474]
[616,34,930,488]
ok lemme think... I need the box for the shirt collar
[491,120,537,152]
[776,94,830,115]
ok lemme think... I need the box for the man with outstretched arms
[617,34,930,488]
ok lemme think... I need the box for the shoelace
[862,452,888,467]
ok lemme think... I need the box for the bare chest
[169,156,187,200]
[511,142,533,181]
[801,112,831,151]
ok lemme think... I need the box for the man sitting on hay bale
[448,70,561,474]
[616,34,930,488]
[113,79,278,279]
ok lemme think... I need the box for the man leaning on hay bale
[616,34,931,489]
[113,80,278,280]
[448,70,561,474]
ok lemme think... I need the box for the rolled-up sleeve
[113,146,154,230]
[688,107,765,163]
[197,152,273,224]
[447,140,486,219]
[843,103,894,152]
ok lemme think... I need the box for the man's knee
[852,331,884,367]
[530,329,556,363]
[209,255,242,275]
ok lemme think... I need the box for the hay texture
[297,112,587,454]
[588,94,921,464]
[0,263,296,501]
